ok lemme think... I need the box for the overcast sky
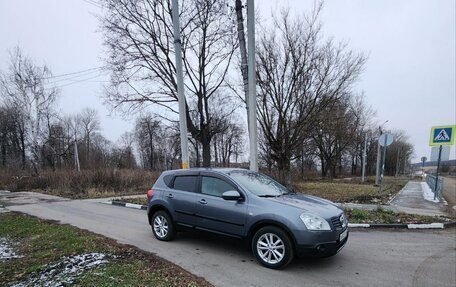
[0,0,455,162]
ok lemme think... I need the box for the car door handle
[166,194,174,199]
[199,199,207,205]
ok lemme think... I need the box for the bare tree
[384,130,413,176]
[213,122,244,167]
[0,104,26,168]
[112,131,136,169]
[256,7,366,183]
[76,108,101,168]
[101,0,238,167]
[311,96,359,178]
[0,47,58,174]
[135,113,161,170]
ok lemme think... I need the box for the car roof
[162,167,250,176]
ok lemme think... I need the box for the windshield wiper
[257,194,279,198]
[281,191,296,196]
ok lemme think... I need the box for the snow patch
[10,253,111,287]
[421,182,440,203]
[0,237,23,261]
[0,206,10,214]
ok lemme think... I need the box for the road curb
[348,222,455,229]
[103,200,456,230]
[103,200,147,210]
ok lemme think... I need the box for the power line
[42,67,103,80]
[53,73,106,89]
[45,69,106,85]
[82,0,102,9]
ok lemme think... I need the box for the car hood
[267,193,342,219]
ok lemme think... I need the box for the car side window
[173,176,198,193]
[201,176,235,197]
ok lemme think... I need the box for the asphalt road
[2,193,455,287]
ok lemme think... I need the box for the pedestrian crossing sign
[429,125,456,146]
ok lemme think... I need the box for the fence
[425,174,443,200]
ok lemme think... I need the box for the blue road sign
[430,125,455,146]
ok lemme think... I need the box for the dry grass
[294,177,408,203]
[345,207,451,224]
[0,212,211,287]
[0,169,160,199]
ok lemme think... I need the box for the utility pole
[379,131,389,193]
[375,120,388,185]
[434,145,443,200]
[235,0,249,115]
[361,135,367,182]
[74,136,80,172]
[375,127,382,185]
[395,147,401,177]
[247,0,258,171]
[171,0,190,169]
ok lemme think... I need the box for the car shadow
[171,229,346,270]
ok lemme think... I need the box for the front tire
[151,210,176,241]
[252,226,294,269]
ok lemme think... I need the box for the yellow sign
[429,125,456,146]
[181,162,189,169]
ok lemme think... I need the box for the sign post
[379,132,394,193]
[420,156,427,168]
[429,125,455,200]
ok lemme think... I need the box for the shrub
[0,168,160,199]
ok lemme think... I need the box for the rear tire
[151,210,176,241]
[252,226,294,269]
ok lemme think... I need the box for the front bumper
[296,229,349,258]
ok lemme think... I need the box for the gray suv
[147,168,348,269]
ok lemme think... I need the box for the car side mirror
[222,190,242,201]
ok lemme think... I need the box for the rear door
[165,174,199,227]
[195,173,247,236]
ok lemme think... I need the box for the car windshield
[229,171,290,197]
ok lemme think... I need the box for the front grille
[331,216,343,230]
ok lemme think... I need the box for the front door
[195,175,247,236]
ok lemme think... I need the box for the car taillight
[147,189,154,198]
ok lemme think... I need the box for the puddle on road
[10,253,112,287]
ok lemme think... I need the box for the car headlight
[300,213,331,231]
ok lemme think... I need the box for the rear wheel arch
[148,205,173,225]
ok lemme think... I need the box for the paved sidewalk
[339,181,449,217]
[390,181,448,216]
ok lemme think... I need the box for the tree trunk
[195,141,200,167]
[213,136,218,167]
[330,165,337,179]
[277,156,291,186]
[201,136,211,167]
[320,155,327,177]
[0,136,6,167]
[20,131,26,169]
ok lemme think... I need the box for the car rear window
[173,176,198,193]
[163,174,173,187]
